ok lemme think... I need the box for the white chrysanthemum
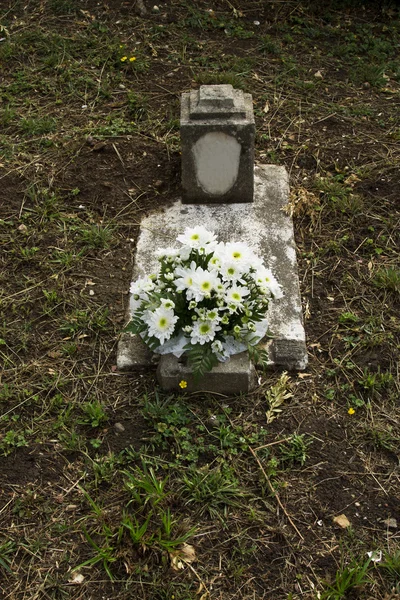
[174,261,198,296]
[160,298,175,310]
[225,285,250,308]
[208,242,225,270]
[211,339,229,361]
[130,276,155,297]
[190,319,221,345]
[145,306,178,345]
[177,226,216,249]
[219,261,246,283]
[191,267,220,301]
[220,242,255,270]
[155,247,181,262]
[254,266,283,299]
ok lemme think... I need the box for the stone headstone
[181,84,255,204]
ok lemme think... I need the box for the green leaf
[184,343,219,380]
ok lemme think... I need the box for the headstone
[181,84,255,204]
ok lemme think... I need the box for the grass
[0,1,399,599]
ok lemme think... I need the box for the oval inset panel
[192,132,241,196]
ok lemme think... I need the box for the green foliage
[0,430,28,455]
[0,539,16,572]
[78,224,115,249]
[184,342,219,380]
[349,63,387,88]
[373,267,400,293]
[279,434,312,467]
[320,557,372,599]
[21,116,57,135]
[181,465,243,519]
[124,465,169,509]
[379,550,400,589]
[79,400,108,428]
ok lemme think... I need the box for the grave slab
[117,164,308,392]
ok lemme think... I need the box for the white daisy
[190,319,221,345]
[145,306,178,345]
[225,285,250,308]
[254,266,283,299]
[155,247,181,262]
[219,261,246,283]
[220,241,255,270]
[191,267,220,301]
[130,276,155,297]
[177,226,216,249]
[174,261,198,296]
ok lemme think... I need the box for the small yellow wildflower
[348,407,355,415]
[179,380,188,389]
[129,56,137,62]
[120,56,127,62]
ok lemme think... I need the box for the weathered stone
[116,331,156,371]
[157,352,257,394]
[181,84,255,204]
[116,164,308,388]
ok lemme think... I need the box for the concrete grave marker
[117,85,308,394]
[181,84,255,203]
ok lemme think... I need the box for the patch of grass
[372,267,400,293]
[21,116,57,135]
[349,63,387,88]
[79,400,109,428]
[181,465,243,519]
[193,71,246,90]
[78,224,115,249]
[380,550,400,590]
[320,556,373,599]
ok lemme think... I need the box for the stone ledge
[156,352,257,394]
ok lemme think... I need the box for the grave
[117,85,308,393]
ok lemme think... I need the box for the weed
[0,430,28,455]
[265,373,293,424]
[193,71,246,90]
[60,307,109,337]
[358,368,393,394]
[338,312,359,326]
[78,224,115,249]
[126,91,148,121]
[157,508,196,551]
[79,400,108,428]
[380,550,400,589]
[76,527,118,581]
[91,452,123,485]
[181,465,243,519]
[124,465,169,509]
[259,36,281,56]
[21,116,57,135]
[279,434,312,467]
[320,556,373,599]
[50,249,84,268]
[0,539,16,572]
[373,267,400,293]
[349,63,387,88]
[363,425,398,452]
[120,512,153,547]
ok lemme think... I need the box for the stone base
[157,352,257,394]
[117,164,308,393]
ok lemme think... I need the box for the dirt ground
[0,1,399,599]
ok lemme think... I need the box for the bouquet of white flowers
[125,226,283,378]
